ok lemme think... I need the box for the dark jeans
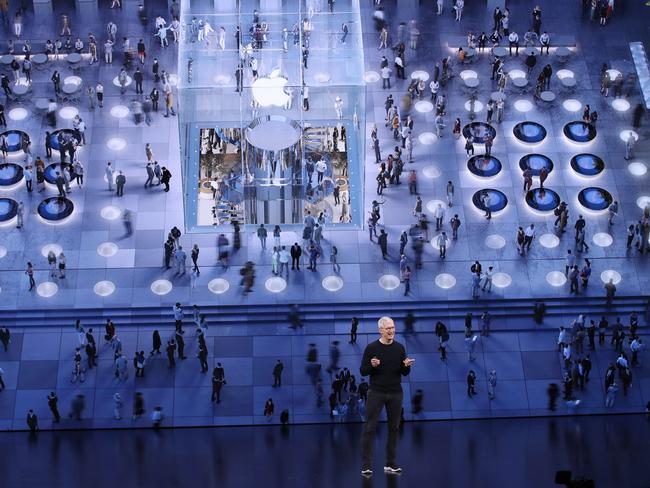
[361,390,403,467]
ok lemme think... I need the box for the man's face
[379,319,395,341]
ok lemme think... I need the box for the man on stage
[360,316,414,476]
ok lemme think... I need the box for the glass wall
[177,0,365,231]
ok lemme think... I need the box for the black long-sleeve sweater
[359,340,410,393]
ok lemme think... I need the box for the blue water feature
[0,197,18,222]
[513,122,547,143]
[525,188,561,212]
[563,121,597,143]
[578,187,613,211]
[37,197,74,221]
[0,163,24,185]
[519,154,554,176]
[467,155,502,177]
[0,130,29,152]
[472,189,508,212]
[462,122,496,144]
[49,129,77,151]
[570,153,604,176]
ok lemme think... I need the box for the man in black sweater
[359,316,414,477]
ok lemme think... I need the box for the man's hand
[403,357,415,367]
[370,357,380,367]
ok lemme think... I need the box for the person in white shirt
[334,96,343,119]
[454,0,464,21]
[430,80,439,103]
[107,22,117,42]
[436,232,448,258]
[446,181,454,206]
[218,26,226,50]
[508,31,519,55]
[540,31,550,54]
[104,40,113,64]
[315,159,327,184]
[434,203,445,230]
[203,22,214,45]
[381,65,392,89]
[524,223,536,252]
[482,266,493,291]
[105,162,115,191]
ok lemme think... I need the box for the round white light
[150,279,172,295]
[422,166,441,178]
[93,280,116,296]
[378,274,400,290]
[265,276,287,293]
[214,74,232,85]
[546,271,567,287]
[636,196,650,209]
[100,205,121,220]
[628,162,647,176]
[418,132,437,145]
[58,106,78,120]
[64,75,82,86]
[556,69,574,80]
[620,130,638,143]
[322,275,343,292]
[41,243,63,257]
[97,242,119,257]
[464,100,484,112]
[539,234,560,248]
[37,281,58,297]
[410,70,430,81]
[110,105,130,118]
[112,75,132,87]
[485,234,506,249]
[593,232,613,247]
[435,273,456,289]
[0,245,6,258]
[459,69,478,81]
[514,99,533,113]
[363,71,380,83]
[8,107,28,121]
[612,99,630,112]
[600,270,622,285]
[208,278,230,294]
[426,199,446,214]
[562,99,582,112]
[314,72,331,83]
[106,137,127,151]
[509,69,526,80]
[430,235,452,250]
[606,69,621,81]
[492,272,512,288]
[414,101,433,113]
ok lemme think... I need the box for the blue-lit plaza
[0,0,650,485]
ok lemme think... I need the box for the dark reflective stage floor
[2,414,649,488]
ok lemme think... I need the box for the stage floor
[1,414,649,487]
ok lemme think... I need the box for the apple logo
[251,68,291,108]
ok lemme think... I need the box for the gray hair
[378,316,394,330]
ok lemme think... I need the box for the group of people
[365,0,647,306]
[553,312,645,411]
